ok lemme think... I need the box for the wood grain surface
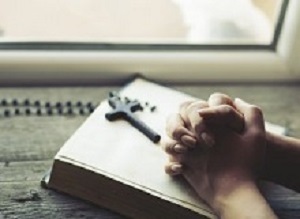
[0,84,299,219]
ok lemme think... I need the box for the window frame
[0,0,299,85]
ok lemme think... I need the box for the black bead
[55,102,62,108]
[45,102,51,108]
[14,108,21,115]
[12,99,19,106]
[86,102,93,108]
[79,108,85,115]
[65,101,72,107]
[25,108,31,115]
[67,108,73,115]
[76,101,82,107]
[109,91,120,100]
[47,108,53,115]
[57,108,63,115]
[23,99,30,106]
[109,91,119,98]
[1,99,8,106]
[34,100,41,107]
[150,106,157,112]
[4,109,10,117]
[36,108,42,116]
[88,107,95,113]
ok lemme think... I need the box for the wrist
[212,180,256,215]
[212,180,277,219]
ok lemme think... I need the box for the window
[0,0,299,85]
[0,0,288,50]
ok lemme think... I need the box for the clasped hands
[162,93,277,218]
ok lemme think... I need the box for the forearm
[264,132,300,192]
[213,181,277,219]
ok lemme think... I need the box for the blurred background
[0,0,283,45]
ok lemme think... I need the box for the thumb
[234,98,265,133]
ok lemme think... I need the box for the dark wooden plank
[0,160,52,182]
[0,181,126,219]
[0,116,86,162]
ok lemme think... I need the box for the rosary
[1,94,160,143]
[0,98,98,118]
[0,93,157,118]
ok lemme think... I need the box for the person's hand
[163,97,274,218]
[163,93,244,176]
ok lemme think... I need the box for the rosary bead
[23,99,30,106]
[79,108,85,115]
[25,108,31,115]
[36,108,42,116]
[1,99,8,106]
[67,108,73,115]
[65,101,72,107]
[34,100,41,107]
[88,107,95,114]
[4,109,10,117]
[45,102,51,108]
[109,91,118,98]
[57,108,63,115]
[150,106,157,112]
[14,108,21,115]
[76,101,82,107]
[55,102,62,108]
[12,99,19,106]
[86,102,93,108]
[47,108,53,115]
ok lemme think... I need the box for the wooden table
[0,84,299,219]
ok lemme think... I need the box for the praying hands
[163,93,300,218]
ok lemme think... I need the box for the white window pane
[0,0,284,45]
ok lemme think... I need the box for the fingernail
[174,144,188,153]
[181,135,196,148]
[171,164,183,173]
[201,132,215,148]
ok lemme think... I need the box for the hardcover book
[43,78,286,219]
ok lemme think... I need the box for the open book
[44,78,286,219]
